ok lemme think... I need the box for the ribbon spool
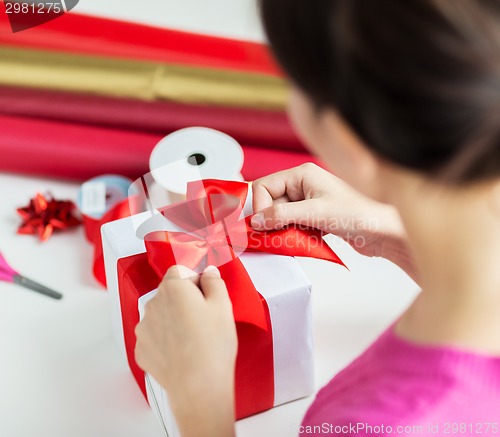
[148,127,245,205]
[78,175,139,287]
[78,175,132,222]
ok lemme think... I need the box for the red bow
[125,179,344,419]
[144,179,344,329]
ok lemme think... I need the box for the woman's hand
[252,163,417,280]
[135,265,237,437]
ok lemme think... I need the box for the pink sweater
[302,325,500,436]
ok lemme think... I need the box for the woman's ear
[287,86,388,201]
[319,109,382,199]
[488,179,500,219]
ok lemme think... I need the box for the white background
[0,1,419,436]
[76,0,266,41]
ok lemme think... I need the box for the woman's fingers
[164,265,200,285]
[252,164,318,212]
[252,172,290,212]
[162,265,230,304]
[200,266,229,302]
[251,198,323,230]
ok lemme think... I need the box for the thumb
[250,200,317,230]
[200,266,228,301]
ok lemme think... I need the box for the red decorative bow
[128,179,344,419]
[17,192,81,242]
[144,179,344,328]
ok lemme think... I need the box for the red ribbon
[151,180,343,416]
[146,179,342,266]
[118,179,344,419]
[83,196,141,288]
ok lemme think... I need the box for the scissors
[0,252,63,300]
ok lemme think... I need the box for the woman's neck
[392,176,500,354]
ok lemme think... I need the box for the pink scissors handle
[0,252,19,283]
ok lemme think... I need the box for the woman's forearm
[170,377,236,437]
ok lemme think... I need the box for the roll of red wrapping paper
[0,115,322,182]
[0,85,304,152]
[0,10,281,76]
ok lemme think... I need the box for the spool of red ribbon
[77,175,140,287]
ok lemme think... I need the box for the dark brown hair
[261,0,500,183]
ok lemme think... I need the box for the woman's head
[261,0,500,195]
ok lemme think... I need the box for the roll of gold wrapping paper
[0,46,288,110]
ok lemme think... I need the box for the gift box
[101,179,343,435]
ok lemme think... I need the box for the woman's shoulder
[300,324,500,436]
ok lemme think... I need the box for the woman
[135,1,500,435]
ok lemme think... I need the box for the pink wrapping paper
[0,86,304,152]
[0,115,321,181]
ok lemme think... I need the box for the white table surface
[0,2,419,436]
[0,173,418,437]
